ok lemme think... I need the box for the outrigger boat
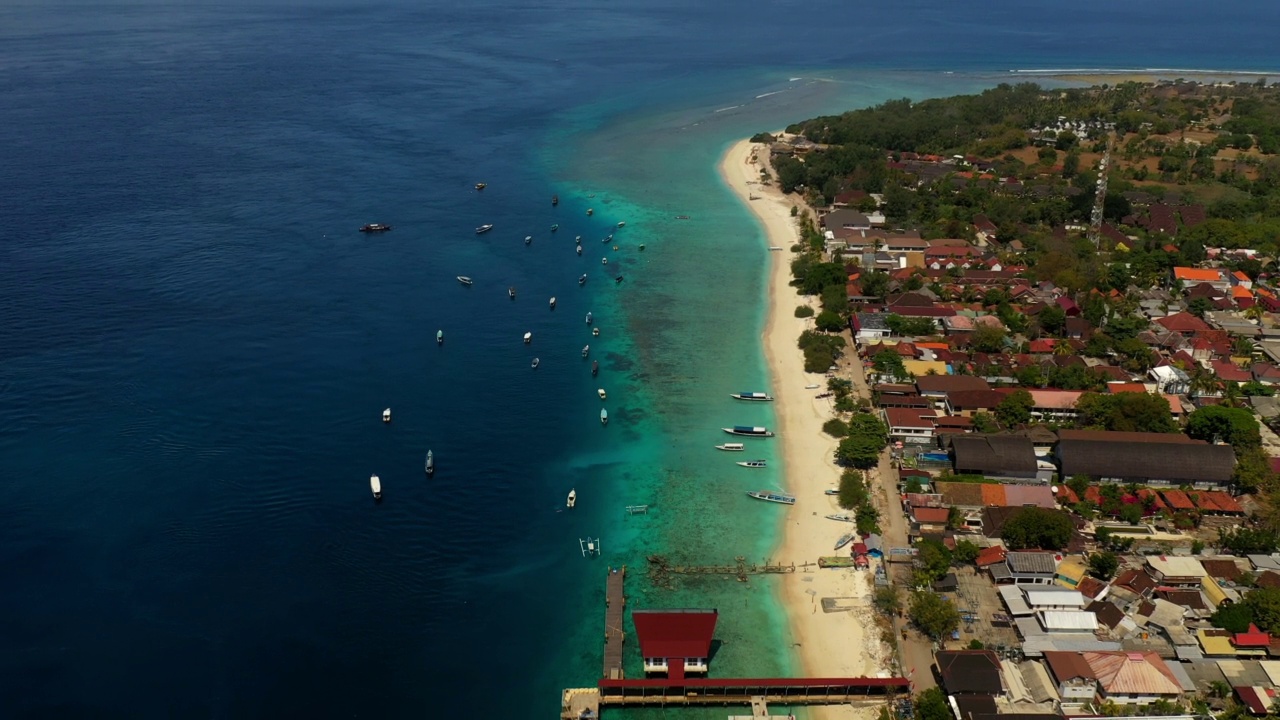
[826,513,856,523]
[475,224,493,234]
[834,532,855,551]
[730,392,774,402]
[580,537,599,557]
[746,490,794,505]
[715,443,745,451]
[736,460,767,468]
[723,426,774,437]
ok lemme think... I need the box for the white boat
[475,224,494,234]
[715,443,745,451]
[723,426,775,437]
[804,384,820,389]
[425,450,434,475]
[382,408,391,423]
[436,330,444,345]
[730,392,774,402]
[580,537,599,557]
[567,489,577,509]
[835,532,855,551]
[370,474,382,500]
[824,489,840,496]
[586,312,593,325]
[549,296,556,309]
[601,257,608,265]
[578,273,586,284]
[768,246,783,251]
[746,490,794,505]
[598,388,607,400]
[575,235,582,242]
[524,236,532,245]
[592,327,600,337]
[617,221,626,228]
[600,409,608,425]
[457,276,473,286]
[508,286,516,298]
[532,358,540,369]
[576,245,583,255]
[582,345,590,358]
[524,332,532,344]
[736,460,767,468]
[826,513,856,523]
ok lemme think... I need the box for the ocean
[2,1,1278,717]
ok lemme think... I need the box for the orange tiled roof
[1174,267,1222,282]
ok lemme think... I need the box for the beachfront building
[1055,433,1236,489]
[632,609,718,677]
[883,407,937,445]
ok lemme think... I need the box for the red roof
[1160,490,1196,511]
[1234,624,1272,648]
[975,545,1007,567]
[913,507,951,524]
[633,610,718,659]
[1156,312,1212,334]
[1199,491,1243,514]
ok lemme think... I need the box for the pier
[603,566,626,679]
[646,555,803,587]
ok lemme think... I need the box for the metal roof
[1039,611,1098,632]
[1007,551,1058,574]
[1085,651,1183,696]
[1025,589,1086,609]
[632,609,718,659]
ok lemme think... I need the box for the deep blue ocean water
[2,1,1279,717]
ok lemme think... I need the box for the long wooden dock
[603,566,626,679]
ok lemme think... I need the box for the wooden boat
[746,490,794,505]
[576,244,583,255]
[551,224,559,232]
[580,537,599,557]
[585,312,593,325]
[715,443,745,451]
[834,532,855,551]
[675,215,690,220]
[730,392,774,402]
[592,360,599,376]
[579,273,587,285]
[601,257,608,265]
[736,460,767,468]
[600,409,608,425]
[457,276,473,286]
[722,426,774,437]
[359,223,391,233]
[552,195,558,206]
[804,384,820,389]
[586,208,593,216]
[382,408,391,423]
[616,221,626,228]
[824,489,840,496]
[370,474,382,500]
[826,514,856,523]
[524,236,532,245]
[425,450,434,476]
[474,182,486,190]
[614,275,623,284]
[475,224,494,234]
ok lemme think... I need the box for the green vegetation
[822,418,849,438]
[797,330,845,373]
[871,349,910,382]
[794,305,815,318]
[954,539,981,564]
[1075,392,1176,433]
[886,314,938,337]
[1242,587,1280,635]
[1211,601,1256,634]
[835,414,888,469]
[1187,405,1261,448]
[815,309,845,332]
[1000,507,1074,550]
[914,688,952,720]
[909,591,961,640]
[873,585,902,614]
[1219,525,1280,555]
[749,132,776,144]
[836,467,880,534]
[995,389,1034,429]
[1087,551,1120,580]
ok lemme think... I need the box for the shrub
[822,418,849,437]
[795,305,815,318]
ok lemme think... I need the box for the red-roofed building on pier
[633,609,718,678]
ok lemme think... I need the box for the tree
[1187,405,1261,448]
[1234,446,1278,493]
[836,432,885,470]
[970,324,1008,353]
[822,418,849,437]
[1065,474,1092,503]
[874,585,902,614]
[1243,587,1280,635]
[1087,551,1119,580]
[954,539,981,564]
[909,592,960,640]
[971,412,998,434]
[1000,507,1075,550]
[916,538,953,582]
[1187,296,1213,319]
[915,688,952,720]
[837,468,868,510]
[1075,392,1176,433]
[1219,526,1280,555]
[795,305,815,318]
[995,389,1034,428]
[815,310,845,332]
[861,270,890,299]
[872,349,910,381]
[1211,602,1256,634]
[1038,304,1068,335]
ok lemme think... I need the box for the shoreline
[718,138,887,704]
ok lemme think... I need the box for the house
[991,551,1058,585]
[822,209,872,231]
[1174,267,1230,292]
[1146,556,1207,587]
[1055,437,1236,489]
[1149,365,1191,395]
[935,650,1005,695]
[1042,651,1099,702]
[945,389,1008,416]
[1038,610,1099,633]
[884,407,938,445]
[1084,651,1184,705]
[632,609,718,676]
[912,506,952,536]
[1025,588,1087,612]
[950,435,1041,482]
[1156,312,1213,335]
[1027,389,1084,422]
[916,375,991,406]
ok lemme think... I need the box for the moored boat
[586,208,593,216]
[567,489,576,508]
[370,474,382,500]
[509,286,516,299]
[804,384,820,389]
[576,245,583,255]
[592,360,599,376]
[722,426,774,437]
[549,296,556,309]
[824,489,839,496]
[600,409,608,425]
[746,490,794,505]
[601,257,607,265]
[475,224,494,234]
[582,345,590,358]
[525,236,532,245]
[551,224,559,232]
[425,450,434,475]
[532,357,540,369]
[579,273,586,285]
[826,513,856,522]
[382,408,391,423]
[592,327,600,337]
[614,275,623,284]
[474,182,486,190]
[457,275,473,286]
[715,443,745,451]
[524,331,532,344]
[730,392,774,402]
[616,221,626,228]
[736,460,767,468]
[437,330,443,344]
[597,388,606,400]
[585,312,593,325]
[552,194,558,206]
[834,532,855,551]
[359,223,391,233]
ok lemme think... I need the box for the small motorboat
[736,460,767,468]
[474,182,486,190]
[425,450,435,476]
[835,532,855,551]
[586,208,594,216]
[508,286,516,299]
[382,408,391,423]
[592,360,599,376]
[576,245,583,255]
[597,388,606,400]
[639,244,645,251]
[614,275,623,284]
[524,236,532,245]
[359,223,391,233]
[586,312,593,324]
[592,327,600,337]
[601,257,608,265]
[616,221,626,228]
[436,330,443,345]
[567,489,577,508]
[551,224,559,232]
[723,426,775,437]
[579,274,586,286]
[575,235,582,242]
[715,443,745,451]
[475,224,494,234]
[370,474,382,500]
[582,345,590,358]
[549,297,556,309]
[552,194,559,206]
[600,409,608,425]
[675,215,690,220]
[457,276,473,286]
[601,236,609,243]
[532,357,540,369]
[731,392,775,402]
[524,332,532,344]
[746,490,794,505]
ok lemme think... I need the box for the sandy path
[718,139,888,712]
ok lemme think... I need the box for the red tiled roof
[913,507,952,524]
[633,610,718,659]
[1234,624,1272,648]
[975,545,1007,567]
[1161,490,1196,510]
[1156,312,1212,334]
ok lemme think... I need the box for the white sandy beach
[719,139,888,711]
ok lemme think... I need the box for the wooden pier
[646,555,801,587]
[603,566,627,680]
